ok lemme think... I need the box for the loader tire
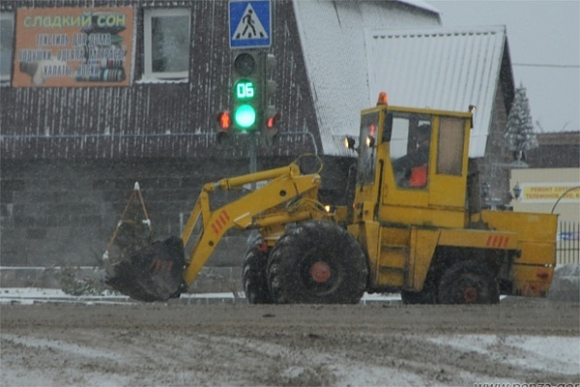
[438,260,499,304]
[267,220,368,304]
[242,238,273,304]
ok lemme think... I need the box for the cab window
[355,112,379,186]
[390,112,432,189]
[437,117,465,176]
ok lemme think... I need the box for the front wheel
[438,260,499,304]
[267,221,368,304]
[242,238,273,304]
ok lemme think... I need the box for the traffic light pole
[249,133,257,176]
[224,0,275,174]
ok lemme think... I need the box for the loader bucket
[106,236,186,302]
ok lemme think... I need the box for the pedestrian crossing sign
[229,0,271,49]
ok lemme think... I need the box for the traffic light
[215,111,232,144]
[232,51,261,132]
[217,111,232,130]
[262,53,280,142]
[220,50,279,144]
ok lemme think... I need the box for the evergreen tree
[505,83,538,161]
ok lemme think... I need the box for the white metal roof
[395,0,440,15]
[366,26,509,157]
[292,0,442,157]
[294,1,511,158]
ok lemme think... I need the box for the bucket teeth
[106,236,186,302]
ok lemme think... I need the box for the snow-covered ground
[0,287,400,305]
[1,288,578,386]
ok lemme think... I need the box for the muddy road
[2,299,579,386]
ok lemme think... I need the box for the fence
[557,222,580,265]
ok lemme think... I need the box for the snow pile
[0,288,399,305]
[428,334,580,376]
[548,264,580,302]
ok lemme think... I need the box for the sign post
[227,0,275,179]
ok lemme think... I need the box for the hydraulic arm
[106,162,329,301]
[180,162,326,285]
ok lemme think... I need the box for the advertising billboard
[13,7,134,87]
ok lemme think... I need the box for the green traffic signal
[235,80,255,100]
[232,52,260,131]
[234,104,256,129]
[233,79,256,130]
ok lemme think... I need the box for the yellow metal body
[175,104,556,299]
[348,104,556,297]
[179,162,330,285]
[475,210,557,297]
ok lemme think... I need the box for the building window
[143,8,191,81]
[0,12,14,83]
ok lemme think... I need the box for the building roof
[366,26,511,157]
[395,0,441,15]
[525,132,580,168]
[295,0,513,158]
[293,0,442,157]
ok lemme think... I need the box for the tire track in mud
[0,329,538,387]
[1,333,132,386]
[197,333,437,386]
[190,329,580,386]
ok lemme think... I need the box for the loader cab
[351,104,472,229]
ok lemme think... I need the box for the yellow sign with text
[521,184,580,203]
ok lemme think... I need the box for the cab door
[379,110,432,224]
[428,115,471,210]
[379,109,471,229]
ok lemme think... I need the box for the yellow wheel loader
[106,96,557,304]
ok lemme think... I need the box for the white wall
[510,168,580,222]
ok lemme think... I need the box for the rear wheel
[267,221,368,304]
[401,287,436,305]
[242,238,273,304]
[401,276,437,304]
[438,260,499,304]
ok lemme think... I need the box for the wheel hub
[310,261,331,283]
[463,286,478,303]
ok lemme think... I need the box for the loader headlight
[365,135,375,148]
[344,136,356,150]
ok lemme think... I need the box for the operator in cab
[392,124,431,188]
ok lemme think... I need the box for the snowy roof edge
[366,24,507,37]
[291,0,321,152]
[395,0,441,15]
